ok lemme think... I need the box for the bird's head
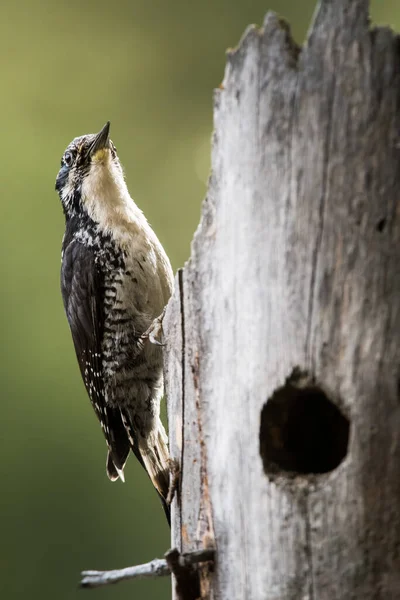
[55,122,127,221]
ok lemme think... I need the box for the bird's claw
[166,458,180,505]
[142,307,167,347]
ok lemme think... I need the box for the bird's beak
[90,121,110,157]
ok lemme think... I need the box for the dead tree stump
[164,1,400,598]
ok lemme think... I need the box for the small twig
[80,548,214,589]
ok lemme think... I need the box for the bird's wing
[61,238,130,478]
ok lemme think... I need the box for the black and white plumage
[55,122,174,520]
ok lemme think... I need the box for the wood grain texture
[164,0,400,598]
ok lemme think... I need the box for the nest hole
[260,372,349,475]
[376,218,386,232]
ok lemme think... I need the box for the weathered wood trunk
[164,0,400,598]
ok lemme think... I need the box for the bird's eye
[63,151,73,167]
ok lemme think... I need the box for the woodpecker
[55,122,174,521]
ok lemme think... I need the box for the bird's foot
[166,458,180,505]
[141,307,167,347]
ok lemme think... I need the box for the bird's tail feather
[139,421,170,502]
[106,451,126,482]
[105,407,130,482]
[115,409,171,524]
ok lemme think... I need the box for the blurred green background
[0,1,397,598]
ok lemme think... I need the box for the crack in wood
[178,268,185,549]
[191,351,216,599]
[305,46,337,371]
[304,493,315,600]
